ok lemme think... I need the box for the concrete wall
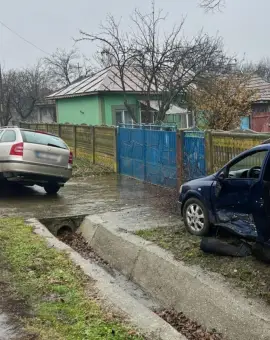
[57,96,100,125]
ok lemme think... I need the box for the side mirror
[217,172,225,181]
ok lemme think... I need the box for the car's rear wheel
[44,183,60,195]
[183,198,210,236]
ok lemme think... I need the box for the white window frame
[116,109,134,126]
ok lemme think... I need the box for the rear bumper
[0,161,72,184]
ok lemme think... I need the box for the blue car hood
[185,174,216,187]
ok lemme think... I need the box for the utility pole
[0,64,3,126]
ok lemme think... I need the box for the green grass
[136,226,270,304]
[0,218,143,340]
[72,158,113,178]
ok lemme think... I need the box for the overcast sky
[0,0,269,70]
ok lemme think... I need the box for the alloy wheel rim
[186,203,205,232]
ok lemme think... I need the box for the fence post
[176,129,184,190]
[92,126,96,164]
[205,130,213,174]
[58,124,61,137]
[73,125,77,158]
[143,125,146,181]
[113,127,118,173]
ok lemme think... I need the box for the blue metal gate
[118,126,177,187]
[183,131,206,181]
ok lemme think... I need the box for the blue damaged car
[179,140,270,244]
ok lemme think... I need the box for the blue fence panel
[118,127,145,180]
[118,126,177,188]
[183,131,206,181]
[145,129,176,187]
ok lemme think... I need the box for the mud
[0,175,179,220]
[0,272,37,340]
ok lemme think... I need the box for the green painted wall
[57,96,100,125]
[102,93,140,125]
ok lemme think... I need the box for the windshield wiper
[47,143,64,149]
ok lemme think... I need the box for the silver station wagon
[0,126,72,194]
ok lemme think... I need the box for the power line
[0,20,50,56]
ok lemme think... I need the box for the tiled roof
[47,66,154,99]
[247,76,270,102]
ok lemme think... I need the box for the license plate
[36,152,58,161]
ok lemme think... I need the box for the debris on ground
[72,158,113,178]
[58,231,113,273]
[60,230,227,340]
[156,309,224,340]
[136,226,270,304]
[200,238,252,257]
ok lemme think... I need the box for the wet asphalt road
[0,174,179,221]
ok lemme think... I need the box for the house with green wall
[48,67,193,128]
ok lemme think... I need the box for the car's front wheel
[183,198,210,236]
[44,183,61,195]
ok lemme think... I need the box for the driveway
[0,175,180,229]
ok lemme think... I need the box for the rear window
[21,130,68,149]
[1,130,16,142]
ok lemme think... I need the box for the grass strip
[0,218,142,340]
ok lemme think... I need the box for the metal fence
[183,130,206,181]
[118,125,177,187]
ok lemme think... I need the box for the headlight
[179,185,183,194]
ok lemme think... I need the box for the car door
[212,148,269,227]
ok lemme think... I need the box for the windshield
[21,130,68,149]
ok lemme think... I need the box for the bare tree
[10,63,51,120]
[78,16,138,121]
[44,48,92,88]
[199,0,225,11]
[131,6,232,122]
[0,69,14,126]
[243,58,270,83]
[78,4,232,124]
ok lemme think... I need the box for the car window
[227,150,268,179]
[21,130,68,149]
[0,130,16,143]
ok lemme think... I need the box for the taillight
[68,151,73,164]
[10,142,24,156]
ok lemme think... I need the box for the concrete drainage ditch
[34,214,270,340]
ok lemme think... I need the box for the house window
[180,113,193,128]
[115,110,133,125]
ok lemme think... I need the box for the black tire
[44,183,60,195]
[183,197,210,236]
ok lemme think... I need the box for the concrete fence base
[79,214,270,340]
